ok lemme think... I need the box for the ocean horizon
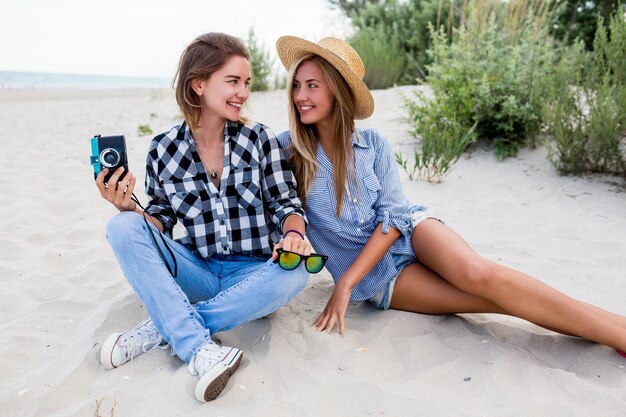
[0,70,171,90]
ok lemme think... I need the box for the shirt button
[220,219,225,225]
[352,198,357,203]
[356,227,361,232]
[223,246,228,251]
[360,219,364,224]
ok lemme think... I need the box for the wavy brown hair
[174,32,250,130]
[286,54,358,216]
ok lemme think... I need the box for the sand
[1,87,625,417]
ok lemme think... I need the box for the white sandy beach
[1,86,625,417]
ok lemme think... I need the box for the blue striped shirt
[277,129,428,301]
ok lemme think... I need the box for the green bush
[545,11,626,176]
[349,24,406,89]
[395,118,477,182]
[246,28,273,92]
[344,0,463,87]
[405,9,556,161]
[551,0,623,50]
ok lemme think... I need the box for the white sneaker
[100,319,169,369]
[188,342,243,402]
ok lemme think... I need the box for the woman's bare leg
[406,219,626,351]
[580,302,626,329]
[390,262,506,314]
[391,259,578,336]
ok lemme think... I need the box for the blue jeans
[106,212,309,363]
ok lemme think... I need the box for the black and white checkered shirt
[144,120,306,259]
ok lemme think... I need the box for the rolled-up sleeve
[144,145,176,236]
[257,127,307,229]
[371,131,412,236]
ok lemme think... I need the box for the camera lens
[100,148,121,168]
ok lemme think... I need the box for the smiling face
[193,55,251,122]
[292,60,335,127]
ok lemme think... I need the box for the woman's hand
[95,167,137,212]
[272,233,312,259]
[314,282,352,336]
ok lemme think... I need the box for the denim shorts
[367,214,443,310]
[368,253,416,310]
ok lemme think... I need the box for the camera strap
[131,194,178,278]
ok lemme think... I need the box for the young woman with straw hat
[274,35,626,358]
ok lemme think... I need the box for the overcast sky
[0,0,348,79]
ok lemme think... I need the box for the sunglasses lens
[279,251,301,270]
[305,255,326,273]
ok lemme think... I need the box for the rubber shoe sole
[195,348,243,402]
[100,331,125,369]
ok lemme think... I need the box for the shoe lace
[120,320,165,361]
[187,343,224,377]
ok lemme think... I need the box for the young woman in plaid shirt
[95,33,315,402]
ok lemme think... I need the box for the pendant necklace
[204,145,223,179]
[192,132,223,180]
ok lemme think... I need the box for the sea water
[0,70,170,90]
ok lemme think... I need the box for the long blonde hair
[287,55,357,216]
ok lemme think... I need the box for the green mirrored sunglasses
[274,249,329,274]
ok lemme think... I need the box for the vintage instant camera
[89,134,128,184]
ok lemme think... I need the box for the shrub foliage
[404,3,557,163]
[246,28,273,92]
[395,118,477,182]
[339,0,463,87]
[332,0,625,179]
[544,11,626,175]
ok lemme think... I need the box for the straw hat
[276,36,374,120]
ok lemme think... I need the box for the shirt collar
[224,119,240,142]
[352,131,370,149]
[178,121,191,142]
